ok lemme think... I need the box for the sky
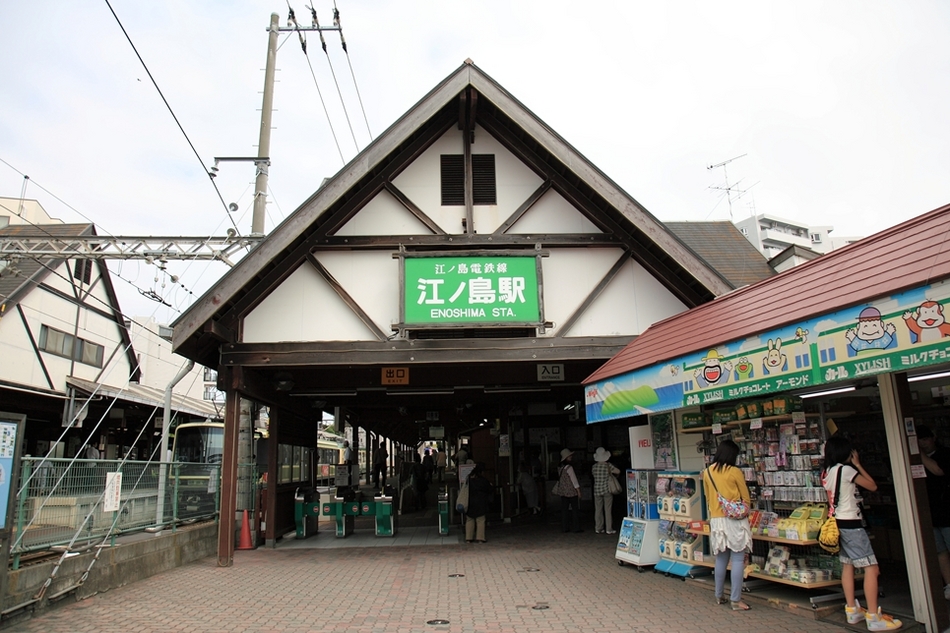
[1,1,948,323]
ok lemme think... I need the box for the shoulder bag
[607,466,623,495]
[706,467,749,519]
[818,466,843,554]
[456,480,470,513]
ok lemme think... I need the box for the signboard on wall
[586,278,950,423]
[403,256,540,326]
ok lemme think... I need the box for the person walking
[373,441,388,491]
[435,448,447,483]
[553,448,582,533]
[702,439,753,612]
[465,462,493,543]
[517,461,540,514]
[591,447,620,534]
[422,449,434,484]
[823,435,902,630]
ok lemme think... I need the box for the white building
[734,212,861,259]
[0,197,218,459]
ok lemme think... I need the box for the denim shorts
[934,526,950,554]
[839,527,878,568]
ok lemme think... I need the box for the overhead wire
[287,5,346,165]
[304,4,359,154]
[0,169,194,312]
[102,0,243,239]
[333,2,373,141]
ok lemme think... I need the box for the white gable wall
[335,189,432,236]
[392,126,543,235]
[243,126,687,343]
[0,260,133,392]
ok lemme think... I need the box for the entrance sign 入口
[537,364,564,381]
[587,278,950,423]
[403,256,540,326]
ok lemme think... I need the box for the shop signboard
[587,278,950,423]
[403,256,540,326]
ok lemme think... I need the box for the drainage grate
[448,573,464,578]
[531,604,550,610]
[524,567,540,572]
[427,619,450,625]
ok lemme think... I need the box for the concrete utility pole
[252,13,280,236]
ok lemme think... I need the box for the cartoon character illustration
[762,338,788,374]
[902,300,950,344]
[846,307,897,353]
[795,327,809,344]
[734,357,754,381]
[693,349,732,388]
[668,364,679,377]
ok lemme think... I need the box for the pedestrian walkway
[4,515,909,633]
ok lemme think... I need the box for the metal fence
[11,458,257,568]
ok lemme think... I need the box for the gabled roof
[585,202,950,384]
[172,60,732,365]
[0,223,140,382]
[665,221,775,288]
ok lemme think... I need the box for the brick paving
[4,517,865,633]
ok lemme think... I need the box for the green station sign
[403,256,540,326]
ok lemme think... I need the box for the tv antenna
[707,154,757,221]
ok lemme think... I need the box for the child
[823,435,902,630]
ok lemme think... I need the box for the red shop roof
[585,202,950,384]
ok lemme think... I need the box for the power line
[102,0,243,238]
[333,2,373,141]
[306,5,360,154]
[287,6,346,164]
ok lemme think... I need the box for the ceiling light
[907,370,950,383]
[798,386,856,399]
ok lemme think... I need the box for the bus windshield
[173,425,223,464]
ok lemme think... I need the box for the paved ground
[5,513,893,633]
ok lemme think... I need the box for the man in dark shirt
[917,425,950,599]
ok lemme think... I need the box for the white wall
[243,124,687,343]
[129,316,206,401]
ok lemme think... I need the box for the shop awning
[66,376,220,419]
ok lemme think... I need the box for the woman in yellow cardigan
[702,439,753,611]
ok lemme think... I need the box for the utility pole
[252,13,280,236]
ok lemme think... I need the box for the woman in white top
[823,436,902,631]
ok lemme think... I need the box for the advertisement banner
[403,256,540,326]
[587,278,950,423]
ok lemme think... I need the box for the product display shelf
[686,528,818,547]
[687,557,842,589]
[680,413,821,434]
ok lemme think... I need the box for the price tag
[784,528,800,540]
[792,411,806,423]
[712,423,723,435]
[694,551,704,562]
[750,418,763,430]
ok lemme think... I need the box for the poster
[0,420,17,530]
[650,413,677,470]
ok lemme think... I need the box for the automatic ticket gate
[294,488,320,539]
[314,490,397,538]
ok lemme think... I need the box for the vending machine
[616,469,661,568]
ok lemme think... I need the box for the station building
[170,60,773,563]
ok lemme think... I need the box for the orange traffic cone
[237,509,254,550]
